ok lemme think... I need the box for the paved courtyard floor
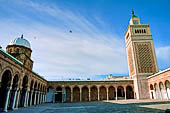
[6,100,170,113]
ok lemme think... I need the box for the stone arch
[154,83,161,99]
[65,86,71,102]
[117,86,125,100]
[0,67,13,81]
[108,86,116,100]
[90,86,98,101]
[165,80,170,99]
[82,86,89,101]
[99,86,107,100]
[0,70,12,109]
[126,85,134,99]
[20,75,28,107]
[73,86,80,102]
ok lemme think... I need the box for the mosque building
[0,11,170,112]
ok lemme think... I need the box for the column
[3,87,11,112]
[43,93,45,103]
[97,86,100,101]
[71,87,73,102]
[24,89,28,107]
[45,94,47,102]
[29,91,33,106]
[158,83,162,100]
[80,87,82,102]
[106,87,109,101]
[37,92,40,104]
[116,87,118,100]
[16,89,20,109]
[124,86,126,100]
[34,91,37,105]
[12,88,18,110]
[42,93,44,103]
[26,90,30,106]
[40,93,42,104]
[89,87,91,101]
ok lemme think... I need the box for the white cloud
[156,46,170,69]
[0,1,129,80]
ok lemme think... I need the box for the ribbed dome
[8,35,31,49]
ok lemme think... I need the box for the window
[133,20,138,24]
[16,48,19,54]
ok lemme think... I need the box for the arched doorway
[73,86,80,102]
[82,86,89,101]
[117,86,125,100]
[0,70,12,109]
[90,86,98,101]
[65,87,71,102]
[165,80,170,99]
[126,86,134,99]
[20,75,28,107]
[108,86,116,100]
[99,86,107,100]
[55,86,62,102]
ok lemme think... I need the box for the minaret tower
[125,10,158,99]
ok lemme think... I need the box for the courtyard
[6,100,170,113]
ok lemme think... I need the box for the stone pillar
[89,87,91,101]
[16,89,20,109]
[97,87,100,101]
[34,91,37,105]
[42,93,44,103]
[116,87,118,100]
[106,87,109,101]
[80,87,82,102]
[12,88,18,110]
[158,83,162,100]
[29,91,33,106]
[3,87,11,112]
[45,94,47,102]
[39,92,41,104]
[26,90,30,106]
[71,87,73,102]
[124,86,127,100]
[38,92,40,104]
[43,93,45,103]
[24,89,28,107]
[62,87,64,103]
[40,92,43,104]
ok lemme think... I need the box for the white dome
[8,35,31,49]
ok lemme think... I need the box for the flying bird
[69,30,72,33]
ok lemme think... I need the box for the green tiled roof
[0,48,23,66]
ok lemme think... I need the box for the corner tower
[125,10,158,99]
[6,35,33,70]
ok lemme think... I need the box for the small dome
[8,35,31,49]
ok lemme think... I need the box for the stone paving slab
[5,100,170,113]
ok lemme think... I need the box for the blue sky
[0,0,170,80]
